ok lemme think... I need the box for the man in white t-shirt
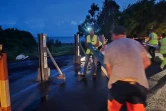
[105,25,151,111]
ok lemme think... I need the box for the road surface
[8,55,162,111]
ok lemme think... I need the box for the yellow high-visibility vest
[160,38,166,54]
[149,32,158,45]
[86,35,97,54]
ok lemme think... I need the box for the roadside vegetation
[0,26,74,61]
[78,0,166,42]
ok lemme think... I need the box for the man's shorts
[108,81,148,106]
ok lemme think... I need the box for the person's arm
[94,36,99,47]
[139,43,151,69]
[104,45,112,78]
[147,33,152,43]
[106,63,112,78]
[142,51,151,69]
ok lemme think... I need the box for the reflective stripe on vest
[86,35,97,54]
[160,38,166,54]
[149,32,158,45]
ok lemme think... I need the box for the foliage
[78,0,166,41]
[118,0,156,37]
[47,38,63,53]
[0,27,37,61]
[97,0,120,42]
[52,44,74,54]
[77,0,120,42]
[77,3,99,36]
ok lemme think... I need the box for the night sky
[0,0,137,37]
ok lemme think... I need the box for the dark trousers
[108,81,148,111]
[148,46,155,61]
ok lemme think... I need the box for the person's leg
[126,83,148,111]
[161,54,166,70]
[108,81,126,111]
[126,102,145,111]
[151,47,155,60]
[148,46,155,61]
[92,55,97,75]
[83,54,90,74]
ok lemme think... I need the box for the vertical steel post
[37,34,50,81]
[73,34,81,64]
[76,34,81,64]
[73,34,77,64]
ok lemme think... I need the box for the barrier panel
[87,43,108,76]
[87,43,105,67]
[0,53,11,111]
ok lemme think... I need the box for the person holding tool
[83,28,99,78]
[104,25,151,111]
[147,29,159,62]
[159,33,166,70]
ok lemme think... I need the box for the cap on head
[112,25,126,35]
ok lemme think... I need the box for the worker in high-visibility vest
[159,33,166,70]
[83,28,99,78]
[147,29,159,62]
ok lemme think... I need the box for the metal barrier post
[79,43,86,56]
[0,52,11,111]
[37,34,50,81]
[47,48,65,80]
[73,34,81,64]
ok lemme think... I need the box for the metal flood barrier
[37,34,65,81]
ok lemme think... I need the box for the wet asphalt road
[9,56,161,111]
